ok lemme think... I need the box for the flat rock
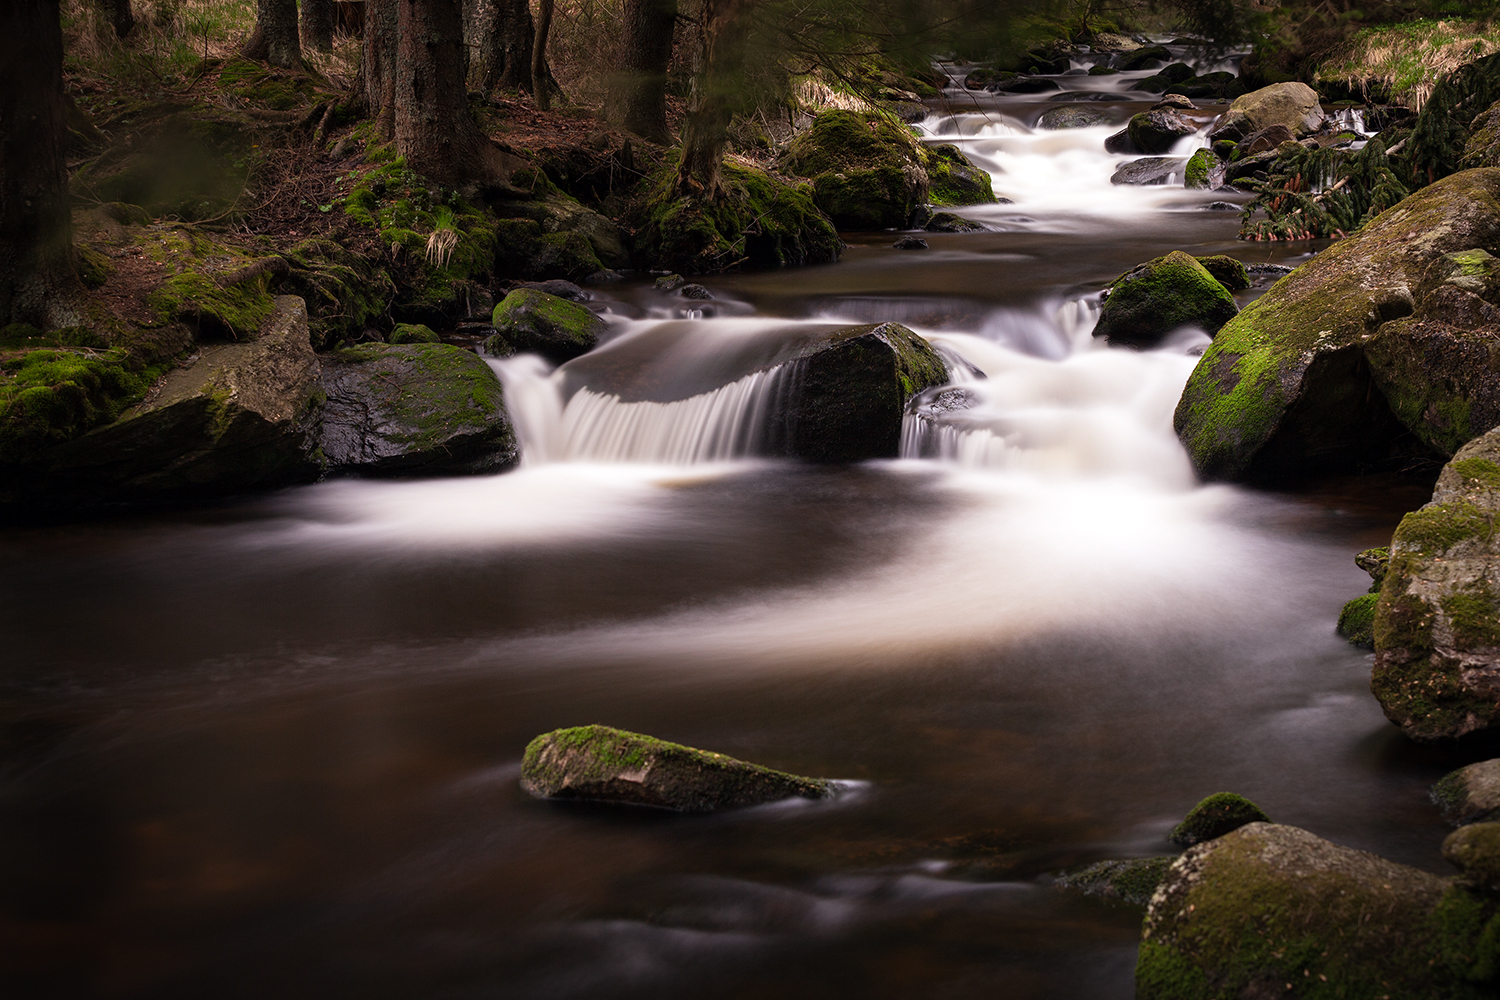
[1110,156,1186,185]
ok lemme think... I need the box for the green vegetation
[1169,792,1271,846]
[1056,857,1174,906]
[0,348,157,464]
[1337,593,1378,647]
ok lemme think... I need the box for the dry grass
[1317,19,1500,110]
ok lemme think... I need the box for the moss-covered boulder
[1174,168,1500,483]
[1183,148,1219,189]
[388,323,439,345]
[1444,822,1500,892]
[1127,109,1198,155]
[317,342,517,477]
[1137,823,1499,1000]
[1207,82,1326,143]
[488,288,606,364]
[22,297,323,506]
[779,109,930,229]
[1093,251,1239,347]
[1117,45,1171,72]
[632,160,841,273]
[1338,593,1378,648]
[1055,857,1173,906]
[1371,427,1500,742]
[520,724,833,812]
[493,188,631,271]
[1434,759,1500,826]
[924,143,996,206]
[1169,792,1272,846]
[1193,255,1249,291]
[136,225,279,341]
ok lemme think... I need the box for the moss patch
[1169,792,1271,846]
[1095,251,1238,346]
[0,348,159,464]
[1338,593,1378,648]
[1056,856,1174,906]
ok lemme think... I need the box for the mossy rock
[1193,254,1249,291]
[1126,109,1197,155]
[1138,823,1499,1000]
[1093,251,1238,347]
[923,143,996,207]
[217,58,319,111]
[137,225,278,340]
[520,724,834,812]
[318,342,517,476]
[278,238,394,349]
[1055,857,1173,906]
[1207,82,1326,143]
[1169,792,1271,846]
[76,245,115,289]
[1443,822,1500,893]
[492,190,630,270]
[1433,759,1500,826]
[631,159,841,274]
[1183,148,1217,189]
[778,109,930,229]
[488,288,606,364]
[1371,425,1500,742]
[1037,105,1115,130]
[1356,545,1390,589]
[494,218,604,283]
[1337,593,1378,648]
[1174,168,1500,484]
[388,323,439,345]
[0,348,156,467]
[1461,99,1500,170]
[1117,45,1171,71]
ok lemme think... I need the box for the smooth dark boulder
[520,724,833,812]
[1434,759,1500,826]
[1193,254,1249,290]
[1137,823,1496,1000]
[1094,251,1238,346]
[1127,109,1198,154]
[488,288,607,364]
[318,343,517,476]
[1169,792,1271,846]
[1232,123,1296,160]
[893,235,928,249]
[925,212,985,233]
[1117,44,1170,72]
[1109,156,1186,186]
[990,77,1060,94]
[1104,127,1140,154]
[1037,105,1114,129]
[515,278,591,302]
[1371,426,1500,741]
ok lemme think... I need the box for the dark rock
[1045,90,1126,102]
[390,301,448,330]
[492,191,630,270]
[1443,822,1500,892]
[1087,65,1119,76]
[1166,72,1243,100]
[925,212,985,233]
[1152,93,1197,111]
[1232,123,1296,160]
[488,288,607,364]
[1055,857,1173,906]
[1208,81,1325,143]
[1461,99,1500,169]
[894,235,929,249]
[1371,427,1500,741]
[1037,104,1115,129]
[583,269,622,285]
[1169,792,1272,846]
[388,322,439,345]
[1433,760,1500,826]
[1200,200,1239,210]
[318,342,516,476]
[1193,254,1249,290]
[964,68,1013,90]
[678,283,713,300]
[1094,251,1239,346]
[516,279,591,302]
[925,143,997,206]
[520,724,833,812]
[886,101,929,123]
[1127,109,1199,154]
[1104,128,1140,154]
[1134,74,1172,94]
[779,109,930,229]
[1116,44,1171,71]
[1110,156,1188,186]
[654,273,685,292]
[989,77,1061,94]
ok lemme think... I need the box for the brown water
[0,52,1480,1000]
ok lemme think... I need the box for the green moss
[76,245,115,288]
[491,289,602,355]
[1434,768,1472,818]
[0,348,158,463]
[924,143,997,207]
[388,323,439,344]
[1338,593,1378,648]
[1056,856,1174,906]
[217,57,316,110]
[1444,586,1500,649]
[1452,457,1500,492]
[331,343,505,452]
[1096,251,1238,346]
[1396,500,1494,554]
[779,109,929,229]
[280,238,394,348]
[1193,255,1249,291]
[1170,793,1272,846]
[1356,546,1391,589]
[1184,148,1215,189]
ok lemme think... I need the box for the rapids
[0,41,1469,1000]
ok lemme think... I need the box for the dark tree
[531,0,555,111]
[608,0,678,144]
[469,0,535,93]
[675,0,753,197]
[364,0,397,136]
[0,0,83,328]
[242,0,303,70]
[96,0,134,38]
[394,0,510,184]
[302,0,335,51]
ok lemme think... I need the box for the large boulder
[1370,427,1500,741]
[1434,759,1500,826]
[1207,81,1325,142]
[1109,156,1187,186]
[1174,168,1500,483]
[493,190,630,271]
[1093,251,1239,347]
[318,343,517,476]
[487,288,607,363]
[924,143,997,206]
[1137,822,1499,1000]
[520,724,833,812]
[1127,109,1198,154]
[779,109,930,229]
[33,296,323,504]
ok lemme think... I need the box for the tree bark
[0,0,84,328]
[243,0,303,69]
[475,0,536,94]
[394,0,508,185]
[675,0,753,198]
[364,0,397,137]
[531,0,554,111]
[96,0,135,38]
[608,0,678,144]
[302,0,335,51]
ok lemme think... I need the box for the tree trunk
[531,0,554,111]
[96,0,134,38]
[675,0,753,198]
[364,0,397,137]
[243,0,303,69]
[477,0,536,94]
[0,0,84,329]
[302,0,335,51]
[394,0,507,185]
[608,0,677,144]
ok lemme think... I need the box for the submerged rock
[1207,81,1325,142]
[488,288,607,364]
[1137,823,1497,1000]
[520,724,834,812]
[1037,105,1114,130]
[318,343,517,476]
[1169,792,1272,846]
[1371,427,1500,741]
[1433,759,1500,826]
[924,212,985,233]
[893,235,928,249]
[1093,251,1239,347]
[1055,857,1173,906]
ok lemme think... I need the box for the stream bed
[0,48,1479,999]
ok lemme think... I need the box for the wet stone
[894,236,929,249]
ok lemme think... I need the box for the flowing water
[0,46,1481,1000]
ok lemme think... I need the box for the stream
[0,44,1472,999]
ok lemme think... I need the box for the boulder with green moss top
[1055,857,1173,906]
[1127,109,1198,155]
[520,724,833,812]
[137,225,280,340]
[317,342,516,476]
[778,109,931,229]
[1338,593,1378,648]
[493,183,631,270]
[923,143,996,207]
[1444,822,1500,892]
[487,289,606,363]
[1433,760,1500,826]
[1371,426,1500,741]
[631,159,841,274]
[1207,82,1326,143]
[388,323,439,345]
[1169,792,1271,846]
[1183,148,1220,189]
[1193,254,1249,291]
[13,297,323,507]
[1137,822,1499,1000]
[0,344,153,474]
[1174,169,1500,483]
[493,218,605,282]
[1093,251,1239,347]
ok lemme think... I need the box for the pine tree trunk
[243,0,302,70]
[0,0,84,329]
[302,0,335,51]
[96,0,134,38]
[531,0,554,111]
[477,0,536,94]
[364,0,397,137]
[609,0,677,144]
[675,0,752,198]
[394,0,506,185]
